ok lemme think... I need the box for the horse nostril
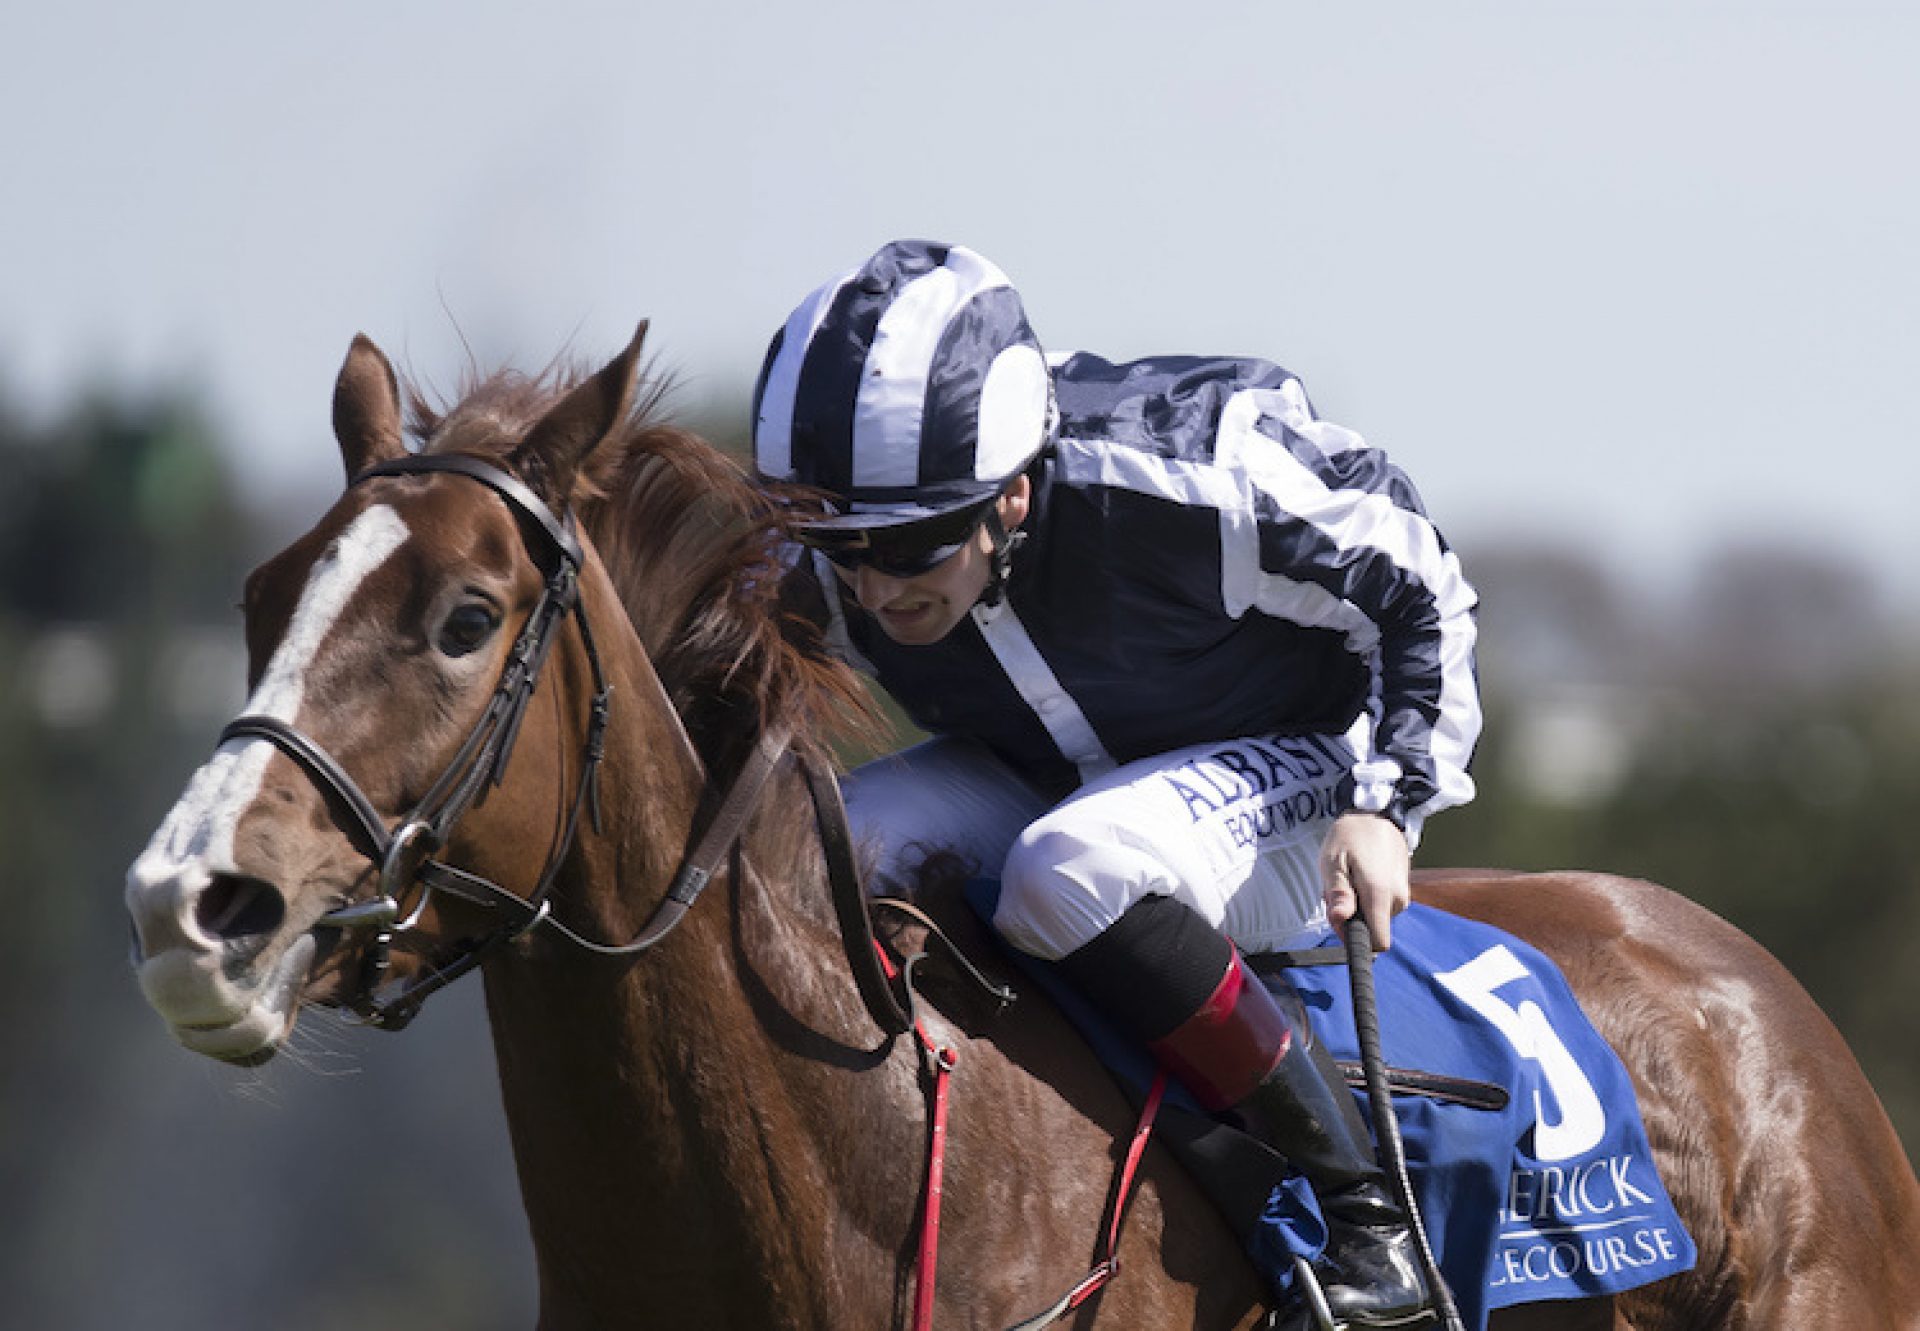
[196,874,287,943]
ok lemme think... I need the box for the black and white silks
[815,351,1481,846]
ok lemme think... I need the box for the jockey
[754,238,1480,1327]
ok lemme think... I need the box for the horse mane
[404,362,879,775]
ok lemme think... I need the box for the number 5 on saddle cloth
[961,883,1696,1331]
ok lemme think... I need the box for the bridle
[219,452,903,1034]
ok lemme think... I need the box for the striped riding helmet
[752,239,1056,535]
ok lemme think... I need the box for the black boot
[1246,1025,1431,1329]
[1054,898,1431,1327]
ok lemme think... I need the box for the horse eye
[437,603,500,657]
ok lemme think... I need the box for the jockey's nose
[851,564,909,611]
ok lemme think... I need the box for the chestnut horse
[126,328,1919,1330]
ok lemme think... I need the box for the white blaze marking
[130,506,410,888]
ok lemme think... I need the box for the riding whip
[1344,916,1467,1331]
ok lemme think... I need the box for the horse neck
[478,566,897,1324]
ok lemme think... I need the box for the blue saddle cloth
[961,885,1696,1329]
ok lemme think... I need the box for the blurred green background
[1,382,1911,1330]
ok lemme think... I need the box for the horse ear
[333,334,408,481]
[512,322,649,510]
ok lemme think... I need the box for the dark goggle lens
[800,502,991,578]
[817,540,967,579]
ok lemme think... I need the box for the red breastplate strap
[875,940,1166,1331]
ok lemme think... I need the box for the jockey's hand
[1320,812,1412,951]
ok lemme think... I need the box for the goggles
[799,499,994,579]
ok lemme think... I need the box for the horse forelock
[402,361,878,775]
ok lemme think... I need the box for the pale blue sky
[6,3,1917,609]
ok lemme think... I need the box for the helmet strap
[979,506,1026,608]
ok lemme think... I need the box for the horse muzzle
[126,853,314,1064]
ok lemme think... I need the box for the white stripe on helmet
[851,248,1011,489]
[755,271,857,482]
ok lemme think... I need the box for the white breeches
[842,732,1356,961]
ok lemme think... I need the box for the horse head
[125,326,658,1063]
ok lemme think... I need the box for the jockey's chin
[871,592,971,646]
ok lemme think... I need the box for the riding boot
[1056,896,1430,1329]
[1243,1020,1431,1328]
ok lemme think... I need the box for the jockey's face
[835,478,1031,646]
